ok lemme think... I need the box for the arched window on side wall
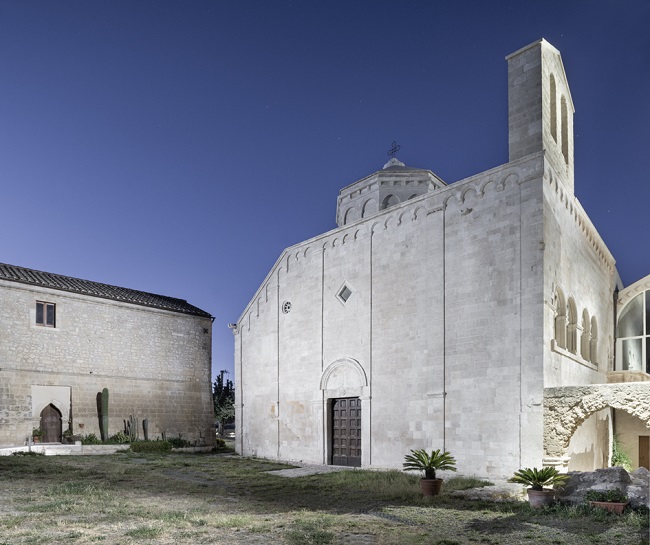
[550,74,557,142]
[581,309,591,361]
[567,297,578,354]
[553,287,567,349]
[590,317,598,365]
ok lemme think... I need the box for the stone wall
[0,279,214,446]
[544,384,650,460]
[235,155,548,477]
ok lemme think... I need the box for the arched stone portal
[320,358,370,467]
[320,357,368,394]
[40,404,62,442]
[544,384,650,463]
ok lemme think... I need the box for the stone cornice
[543,160,615,272]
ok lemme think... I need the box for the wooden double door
[331,397,361,467]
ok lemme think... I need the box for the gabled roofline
[0,263,212,318]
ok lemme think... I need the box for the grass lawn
[0,451,647,544]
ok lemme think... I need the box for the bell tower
[506,39,575,194]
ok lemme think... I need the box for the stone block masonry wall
[443,159,545,476]
[0,280,214,447]
[543,163,616,390]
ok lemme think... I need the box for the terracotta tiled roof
[0,263,212,318]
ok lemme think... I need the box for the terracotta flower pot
[589,501,629,514]
[420,478,443,496]
[527,488,555,508]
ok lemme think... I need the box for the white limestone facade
[234,39,650,477]
[0,266,214,447]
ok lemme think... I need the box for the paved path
[267,463,356,478]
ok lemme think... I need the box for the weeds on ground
[285,512,337,545]
[0,454,647,545]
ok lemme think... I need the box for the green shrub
[167,436,191,448]
[612,434,632,471]
[129,440,172,453]
[81,433,102,445]
[585,489,628,503]
[107,431,130,444]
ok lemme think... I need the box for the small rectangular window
[36,301,56,327]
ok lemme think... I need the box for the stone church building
[233,39,650,477]
[0,263,215,447]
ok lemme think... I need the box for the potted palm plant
[32,428,42,443]
[403,448,457,496]
[508,467,569,508]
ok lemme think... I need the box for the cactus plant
[100,388,109,442]
[142,418,149,441]
[124,414,139,442]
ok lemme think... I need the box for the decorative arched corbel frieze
[398,210,411,225]
[461,185,479,203]
[500,171,519,189]
[413,205,428,219]
[442,192,462,210]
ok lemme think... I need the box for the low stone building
[232,39,650,477]
[0,263,214,447]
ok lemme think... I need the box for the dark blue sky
[1,1,648,379]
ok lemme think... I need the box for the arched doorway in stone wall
[565,410,610,471]
[40,404,62,443]
[544,384,650,471]
[320,358,369,467]
[613,409,650,469]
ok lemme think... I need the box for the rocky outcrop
[556,467,649,508]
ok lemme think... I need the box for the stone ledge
[0,443,129,456]
[550,340,597,370]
